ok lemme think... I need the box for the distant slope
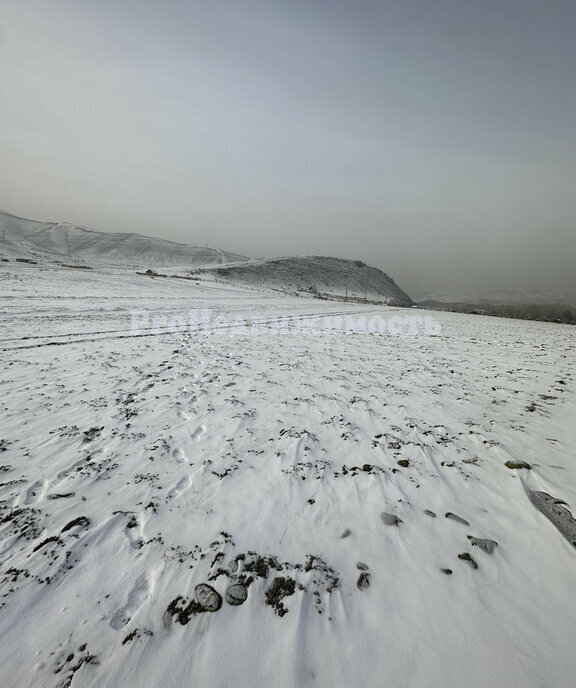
[203,256,413,306]
[0,209,248,267]
[416,299,576,324]
[413,287,575,307]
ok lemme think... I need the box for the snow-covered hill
[0,209,248,267]
[0,211,413,306]
[202,256,413,306]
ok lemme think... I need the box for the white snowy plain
[1,262,575,688]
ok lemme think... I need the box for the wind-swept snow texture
[205,255,413,306]
[1,261,575,688]
[0,209,247,267]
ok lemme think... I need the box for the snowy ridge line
[0,208,250,266]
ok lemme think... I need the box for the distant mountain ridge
[0,209,248,267]
[413,287,575,307]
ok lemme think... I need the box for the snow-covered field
[1,263,575,688]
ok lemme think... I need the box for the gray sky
[1,0,574,299]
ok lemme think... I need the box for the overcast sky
[1,0,574,299]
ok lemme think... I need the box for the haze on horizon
[1,0,574,301]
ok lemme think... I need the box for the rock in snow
[226,584,248,606]
[381,512,403,526]
[195,584,223,612]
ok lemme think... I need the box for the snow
[201,255,413,306]
[0,209,413,305]
[0,209,248,267]
[1,260,575,688]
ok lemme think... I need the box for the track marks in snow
[172,447,188,464]
[188,424,206,441]
[167,475,192,500]
[110,572,155,630]
[24,479,47,504]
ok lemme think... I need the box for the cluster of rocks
[379,506,498,574]
[166,550,342,623]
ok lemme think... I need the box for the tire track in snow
[0,308,401,351]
